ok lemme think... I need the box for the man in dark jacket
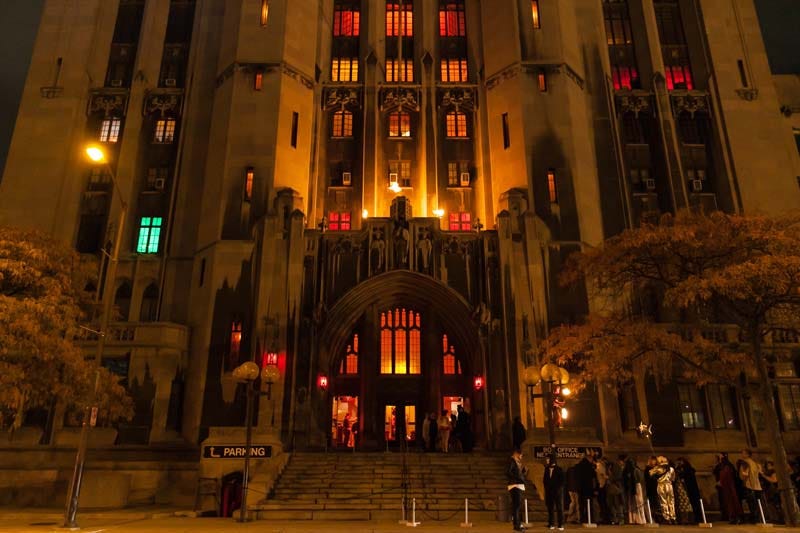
[544,455,566,530]
[512,416,527,450]
[507,448,528,532]
[575,452,597,524]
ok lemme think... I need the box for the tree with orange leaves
[541,210,800,525]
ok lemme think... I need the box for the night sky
[0,1,797,177]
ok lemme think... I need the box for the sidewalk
[0,512,797,533]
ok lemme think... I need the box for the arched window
[139,283,159,322]
[339,334,359,375]
[380,308,421,375]
[442,334,462,375]
[114,282,132,321]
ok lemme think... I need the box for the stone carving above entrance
[438,88,476,112]
[615,91,653,117]
[324,87,361,111]
[670,91,710,118]
[88,90,129,118]
[380,88,420,113]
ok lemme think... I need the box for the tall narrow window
[445,111,468,138]
[442,335,463,375]
[388,160,412,187]
[230,321,242,360]
[331,58,359,82]
[386,59,414,82]
[333,4,361,36]
[778,384,800,430]
[380,308,421,375]
[603,0,640,90]
[440,59,468,82]
[449,212,471,232]
[339,334,359,374]
[260,0,269,27]
[706,384,739,429]
[678,384,706,429]
[389,111,411,137]
[291,112,299,148]
[386,1,413,36]
[654,0,694,90]
[332,110,354,137]
[244,167,254,201]
[448,161,469,186]
[328,211,351,231]
[547,169,558,203]
[502,113,510,149]
[538,71,547,92]
[439,2,466,36]
[254,71,263,91]
[99,119,122,143]
[531,0,541,29]
[737,59,748,88]
[136,217,162,254]
[154,119,176,143]
[139,283,159,322]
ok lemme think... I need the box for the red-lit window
[331,58,359,82]
[664,65,694,90]
[339,334,359,374]
[227,321,243,370]
[604,0,640,90]
[244,167,254,201]
[547,169,558,203]
[389,111,411,137]
[386,59,414,82]
[538,71,547,92]
[441,59,468,82]
[442,335,463,375]
[328,211,352,231]
[380,309,421,375]
[445,111,468,138]
[332,110,354,137]
[531,0,541,29]
[333,5,360,36]
[449,212,471,232]
[439,2,466,36]
[386,1,413,36]
[612,67,640,90]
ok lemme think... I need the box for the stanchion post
[406,497,420,527]
[460,497,472,528]
[756,499,773,528]
[698,498,712,528]
[399,496,407,525]
[644,498,660,528]
[582,498,597,528]
[522,498,532,528]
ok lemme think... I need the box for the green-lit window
[137,217,162,254]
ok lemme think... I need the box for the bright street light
[85,145,106,163]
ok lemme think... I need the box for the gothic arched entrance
[313,271,484,451]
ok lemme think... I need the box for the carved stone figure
[417,230,433,274]
[394,224,410,268]
[370,229,386,272]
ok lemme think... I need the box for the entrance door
[331,396,359,448]
[384,404,417,448]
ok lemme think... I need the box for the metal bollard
[698,498,712,528]
[460,497,472,528]
[582,498,597,528]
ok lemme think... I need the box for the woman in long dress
[623,457,646,524]
[714,453,743,524]
[650,456,677,524]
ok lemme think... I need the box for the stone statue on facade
[393,223,410,268]
[370,228,386,273]
[417,230,433,274]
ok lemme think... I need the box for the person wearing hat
[649,456,677,524]
[507,447,528,532]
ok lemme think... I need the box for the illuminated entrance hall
[327,305,473,450]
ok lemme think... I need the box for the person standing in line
[605,455,625,524]
[428,412,438,452]
[622,456,646,524]
[421,414,431,452]
[342,413,351,448]
[457,405,473,452]
[566,462,581,524]
[507,447,529,532]
[575,452,597,524]
[595,453,610,523]
[714,452,743,524]
[739,448,764,523]
[676,457,702,523]
[512,416,527,451]
[544,455,566,530]
[438,409,451,452]
[651,456,676,524]
[644,456,662,522]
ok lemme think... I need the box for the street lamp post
[523,364,571,450]
[63,145,128,530]
[233,361,280,523]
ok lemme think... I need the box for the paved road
[0,513,797,533]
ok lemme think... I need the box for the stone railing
[74,321,189,351]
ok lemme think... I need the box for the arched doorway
[314,271,485,451]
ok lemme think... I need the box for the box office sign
[532,446,602,460]
[203,445,272,459]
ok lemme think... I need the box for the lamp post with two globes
[522,363,571,449]
[63,145,129,530]
[233,361,281,523]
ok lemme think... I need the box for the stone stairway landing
[253,452,546,521]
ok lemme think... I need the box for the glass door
[384,403,417,447]
[331,396,359,448]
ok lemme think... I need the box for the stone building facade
[2,0,800,506]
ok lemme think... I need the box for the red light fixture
[317,374,329,391]
[262,351,278,367]
[473,375,484,391]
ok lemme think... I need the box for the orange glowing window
[538,71,547,92]
[260,0,269,27]
[531,0,540,29]
[333,5,360,36]
[328,211,351,231]
[439,2,466,36]
[339,334,359,374]
[230,321,242,358]
[449,212,471,232]
[547,169,558,203]
[380,308,421,374]
[445,111,468,138]
[331,58,359,82]
[440,59,468,82]
[386,59,414,82]
[442,335,463,375]
[389,111,411,137]
[254,71,263,91]
[244,167,254,201]
[332,110,354,137]
[386,1,413,36]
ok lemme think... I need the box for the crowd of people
[508,446,789,531]
[420,405,474,453]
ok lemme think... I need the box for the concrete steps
[253,452,547,522]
